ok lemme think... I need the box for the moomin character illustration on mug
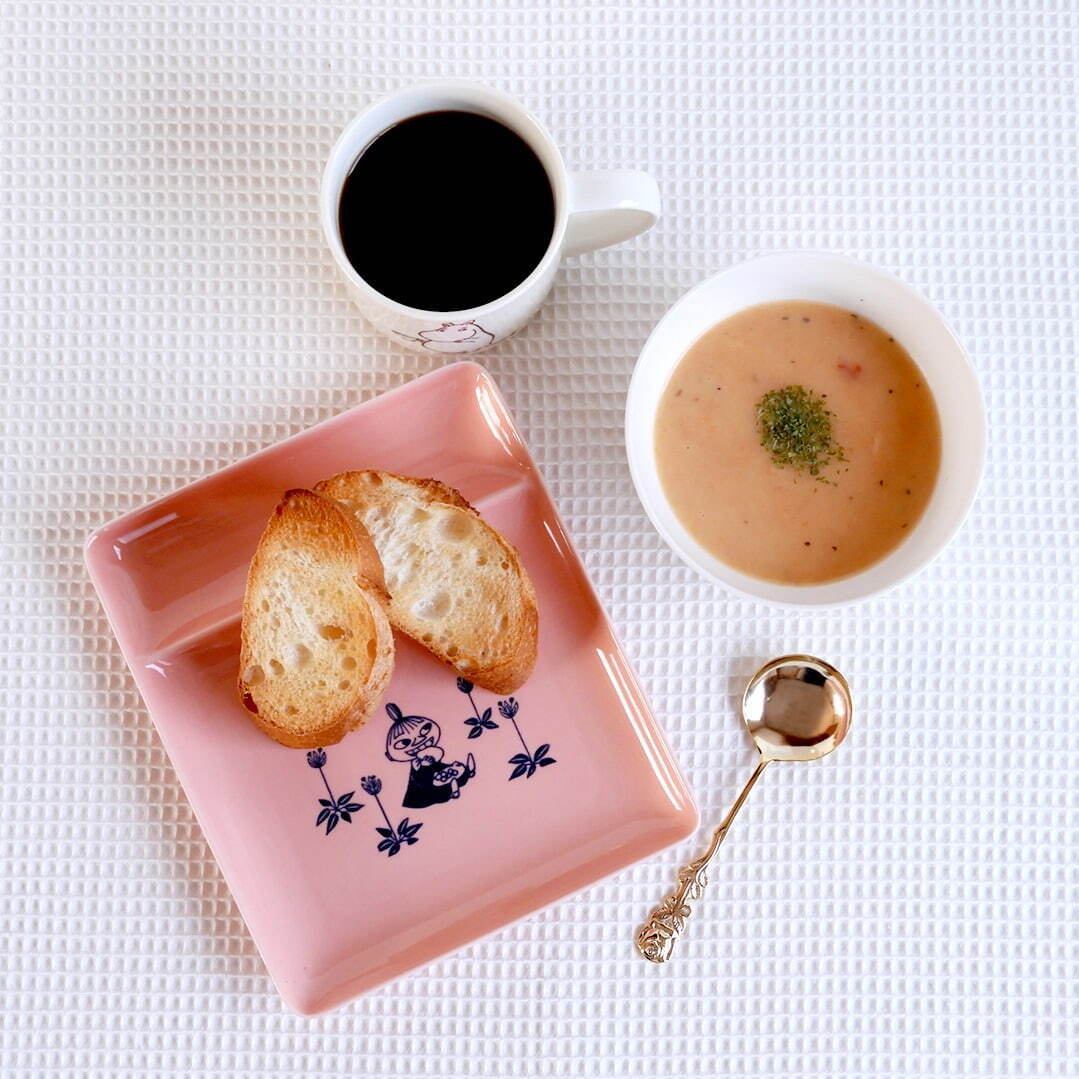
[395,320,496,353]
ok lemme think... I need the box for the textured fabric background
[1,2,1076,1076]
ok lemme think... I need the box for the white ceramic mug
[321,81,660,353]
[626,252,986,607]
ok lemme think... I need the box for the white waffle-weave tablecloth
[2,2,1076,1076]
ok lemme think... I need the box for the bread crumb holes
[285,643,311,669]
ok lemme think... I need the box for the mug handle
[562,170,661,257]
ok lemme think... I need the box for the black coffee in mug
[338,111,556,312]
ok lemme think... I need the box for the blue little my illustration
[384,702,476,809]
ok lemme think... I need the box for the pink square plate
[85,362,698,1014]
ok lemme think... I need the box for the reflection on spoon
[635,654,853,963]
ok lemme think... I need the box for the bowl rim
[625,250,987,608]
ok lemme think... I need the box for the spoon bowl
[743,654,852,762]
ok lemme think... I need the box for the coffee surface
[339,111,555,312]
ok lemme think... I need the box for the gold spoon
[636,654,853,963]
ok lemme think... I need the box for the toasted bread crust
[315,470,538,693]
[237,489,394,748]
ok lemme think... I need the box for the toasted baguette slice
[237,489,395,748]
[315,470,538,693]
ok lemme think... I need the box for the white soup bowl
[625,252,986,606]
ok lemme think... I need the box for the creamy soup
[654,301,941,585]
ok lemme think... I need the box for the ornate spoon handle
[635,757,769,963]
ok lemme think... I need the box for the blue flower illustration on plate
[500,697,556,779]
[362,775,423,857]
[306,748,364,835]
[457,677,498,739]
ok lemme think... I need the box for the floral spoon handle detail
[635,757,769,963]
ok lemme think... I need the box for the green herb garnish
[756,385,846,480]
